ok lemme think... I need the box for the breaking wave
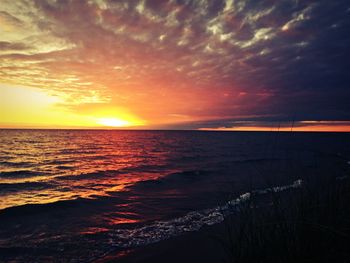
[109,179,303,248]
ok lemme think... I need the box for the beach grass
[217,154,350,263]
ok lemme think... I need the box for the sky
[0,0,350,131]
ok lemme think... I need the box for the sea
[0,130,349,262]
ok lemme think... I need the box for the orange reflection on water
[104,209,141,226]
[80,227,110,235]
[0,130,180,211]
[94,249,134,263]
[108,218,140,225]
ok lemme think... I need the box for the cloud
[0,10,24,30]
[0,0,349,128]
[0,41,30,51]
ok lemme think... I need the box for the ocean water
[0,130,349,262]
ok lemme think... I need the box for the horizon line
[0,127,349,133]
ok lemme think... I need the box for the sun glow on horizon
[97,117,131,127]
[0,83,145,128]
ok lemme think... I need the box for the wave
[56,165,166,181]
[58,149,101,155]
[0,161,34,168]
[56,165,74,170]
[233,157,284,163]
[45,159,75,165]
[109,179,303,248]
[56,170,121,180]
[0,170,43,178]
[0,197,92,218]
[0,181,53,192]
[128,170,211,191]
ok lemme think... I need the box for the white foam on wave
[108,179,303,248]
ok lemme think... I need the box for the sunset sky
[1,0,350,131]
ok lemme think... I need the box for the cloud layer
[1,0,350,128]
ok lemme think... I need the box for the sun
[97,117,131,127]
[93,108,145,128]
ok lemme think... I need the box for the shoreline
[97,162,350,263]
[96,216,229,263]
